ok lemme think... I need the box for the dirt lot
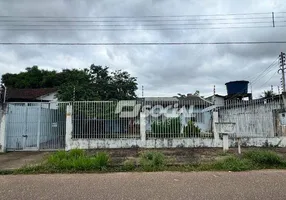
[0,152,50,170]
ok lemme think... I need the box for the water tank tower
[225,80,252,100]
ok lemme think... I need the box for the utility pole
[279,52,286,92]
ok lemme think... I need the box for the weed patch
[139,151,166,171]
[243,150,282,166]
[46,149,110,171]
[212,156,253,171]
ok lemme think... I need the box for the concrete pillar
[0,104,7,152]
[140,112,146,147]
[65,105,73,151]
[223,133,229,152]
[212,111,219,141]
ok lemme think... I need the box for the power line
[259,71,278,88]
[0,12,272,19]
[0,16,275,23]
[1,25,279,31]
[227,56,280,100]
[250,56,280,86]
[0,21,274,27]
[0,41,286,45]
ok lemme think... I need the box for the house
[205,94,225,106]
[4,88,58,103]
[139,95,213,134]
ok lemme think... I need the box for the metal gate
[5,102,67,151]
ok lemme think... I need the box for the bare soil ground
[0,152,50,170]
[1,147,286,170]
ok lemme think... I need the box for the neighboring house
[205,94,225,106]
[5,88,58,103]
[139,95,213,133]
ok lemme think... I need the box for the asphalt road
[0,171,286,200]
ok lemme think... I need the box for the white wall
[219,102,281,137]
[36,92,58,102]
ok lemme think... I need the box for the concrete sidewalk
[1,171,286,200]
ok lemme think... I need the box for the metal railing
[72,101,140,139]
[71,98,214,139]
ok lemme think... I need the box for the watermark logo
[115,100,199,118]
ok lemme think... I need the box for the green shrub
[243,150,282,166]
[123,158,136,171]
[151,118,181,135]
[139,151,165,171]
[93,152,110,170]
[151,118,200,138]
[212,156,253,171]
[184,120,201,137]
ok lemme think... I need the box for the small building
[205,94,225,106]
[4,88,58,103]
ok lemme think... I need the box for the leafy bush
[139,151,165,171]
[184,120,201,137]
[243,150,282,166]
[212,156,253,171]
[151,118,200,138]
[151,118,181,134]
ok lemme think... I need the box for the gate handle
[22,135,28,138]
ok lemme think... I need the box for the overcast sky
[0,0,286,98]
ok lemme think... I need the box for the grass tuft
[46,149,110,171]
[122,158,137,171]
[243,150,282,166]
[212,156,253,171]
[139,151,166,171]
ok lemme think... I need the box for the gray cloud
[0,0,286,99]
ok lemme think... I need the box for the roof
[6,88,57,101]
[205,94,225,100]
[137,95,212,107]
[178,95,212,106]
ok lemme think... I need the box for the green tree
[2,66,59,89]
[260,90,276,98]
[2,64,138,101]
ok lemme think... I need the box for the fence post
[36,103,41,150]
[0,104,7,152]
[140,112,146,147]
[212,111,219,142]
[223,134,229,152]
[65,104,73,151]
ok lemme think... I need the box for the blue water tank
[225,80,249,95]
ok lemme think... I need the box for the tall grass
[46,149,110,171]
[243,150,283,166]
[139,151,166,171]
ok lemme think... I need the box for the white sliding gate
[5,102,67,151]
